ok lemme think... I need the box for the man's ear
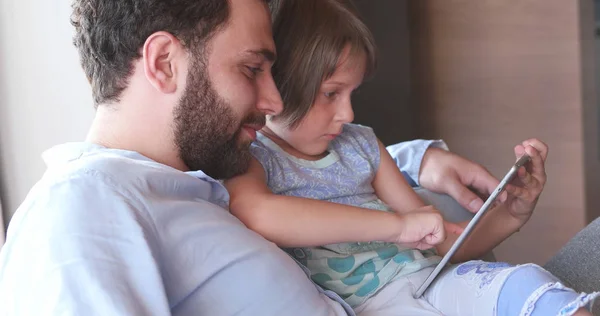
[142,31,184,94]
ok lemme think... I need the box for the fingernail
[469,199,483,212]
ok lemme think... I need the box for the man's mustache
[241,113,266,128]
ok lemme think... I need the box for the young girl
[225,0,598,315]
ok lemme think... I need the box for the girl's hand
[393,206,464,250]
[504,139,549,221]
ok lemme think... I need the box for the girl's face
[265,45,366,160]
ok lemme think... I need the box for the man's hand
[418,148,505,213]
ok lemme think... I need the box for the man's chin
[237,132,257,148]
[219,160,251,180]
[212,147,253,180]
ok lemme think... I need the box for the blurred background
[351,0,600,264]
[1,0,600,265]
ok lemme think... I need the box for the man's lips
[242,124,264,140]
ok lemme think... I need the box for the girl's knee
[498,264,598,316]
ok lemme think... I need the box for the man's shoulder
[17,154,151,229]
[38,148,183,204]
[0,153,173,315]
[12,150,169,234]
[48,148,162,182]
[22,147,228,230]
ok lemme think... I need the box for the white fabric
[386,139,448,186]
[355,261,516,316]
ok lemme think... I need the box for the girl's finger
[505,183,528,199]
[517,166,536,187]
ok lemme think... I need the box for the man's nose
[256,73,283,115]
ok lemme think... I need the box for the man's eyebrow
[247,49,276,62]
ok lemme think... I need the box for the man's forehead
[224,0,275,58]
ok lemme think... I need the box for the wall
[352,0,416,144]
[0,0,94,232]
[587,0,600,223]
[408,0,598,264]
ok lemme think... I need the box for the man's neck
[87,105,188,171]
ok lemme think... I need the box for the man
[0,0,523,315]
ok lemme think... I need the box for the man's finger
[467,165,502,201]
[444,176,485,213]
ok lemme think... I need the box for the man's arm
[0,177,169,316]
[386,139,448,186]
[385,139,548,262]
[386,141,502,214]
[375,140,506,262]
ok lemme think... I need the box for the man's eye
[247,66,263,76]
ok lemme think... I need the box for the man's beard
[173,54,265,179]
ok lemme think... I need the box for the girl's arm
[225,158,415,248]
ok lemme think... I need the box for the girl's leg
[423,260,598,316]
[354,268,442,316]
[495,264,597,316]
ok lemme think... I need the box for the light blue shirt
[0,139,440,315]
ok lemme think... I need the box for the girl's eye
[324,91,338,98]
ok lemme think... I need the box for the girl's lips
[324,133,340,140]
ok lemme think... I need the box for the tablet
[413,154,531,298]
